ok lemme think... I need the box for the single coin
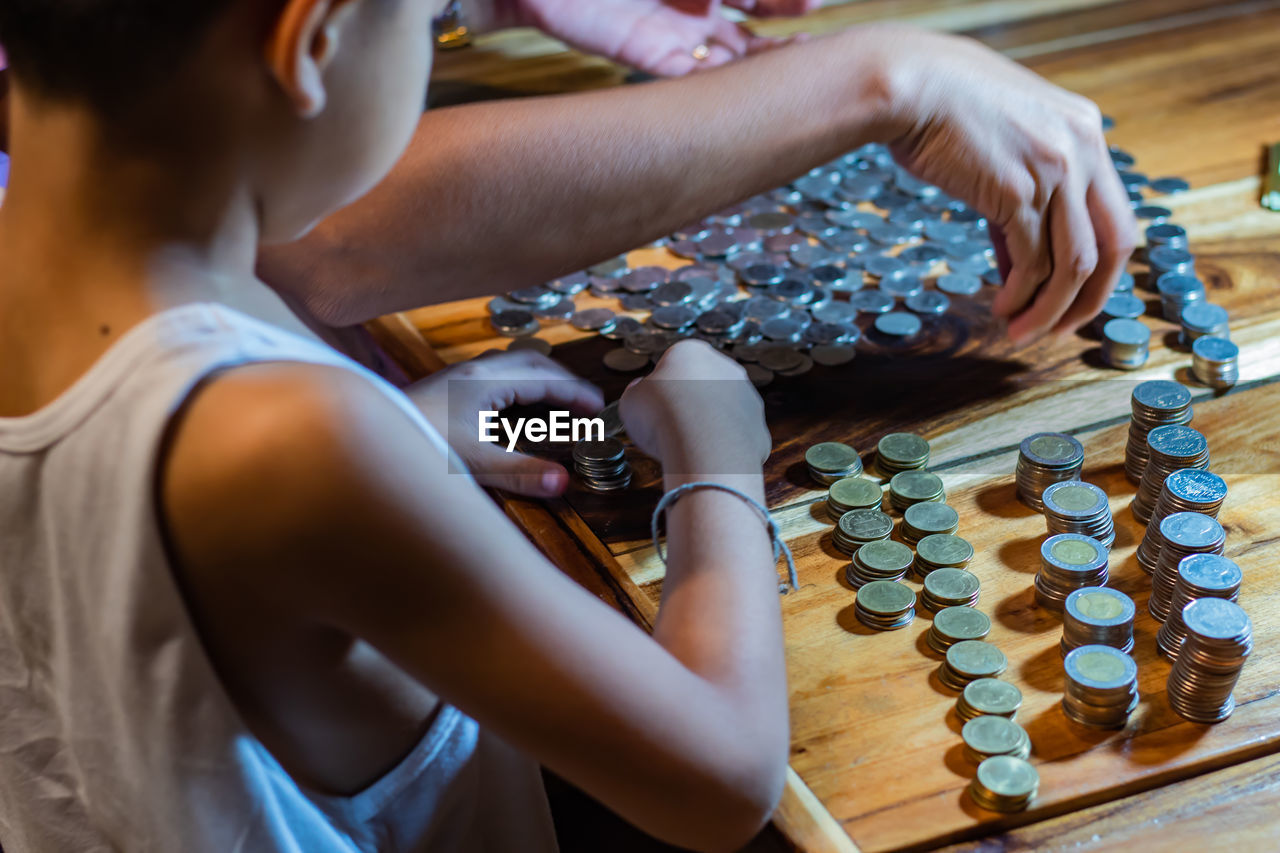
[1149,176,1190,194]
[936,273,983,296]
[1071,588,1133,623]
[570,308,617,332]
[603,348,652,373]
[1050,536,1105,567]
[597,401,624,437]
[1065,646,1136,689]
[890,470,945,502]
[874,311,923,337]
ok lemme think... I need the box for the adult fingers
[990,203,1052,328]
[465,444,572,498]
[1051,168,1139,336]
[1007,183,1097,343]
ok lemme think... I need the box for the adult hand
[406,349,605,497]
[874,26,1139,344]
[481,0,818,77]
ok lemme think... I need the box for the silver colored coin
[874,312,923,337]
[570,308,617,332]
[851,289,895,315]
[603,348,652,372]
[906,291,950,315]
[936,273,983,296]
[1149,176,1190,194]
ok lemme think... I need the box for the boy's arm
[161,350,786,851]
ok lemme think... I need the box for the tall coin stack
[939,640,1008,690]
[805,442,864,486]
[955,678,1022,722]
[1062,645,1139,729]
[888,471,945,512]
[875,433,930,477]
[572,438,632,492]
[1041,481,1116,550]
[826,476,883,521]
[1157,554,1242,661]
[1148,512,1226,621]
[912,533,975,580]
[846,540,914,589]
[1167,598,1253,724]
[962,716,1031,763]
[1135,468,1227,574]
[832,509,894,555]
[968,756,1038,813]
[1061,587,1136,656]
[1131,425,1210,524]
[1015,433,1085,511]
[853,580,917,631]
[927,607,991,655]
[1034,534,1109,612]
[1125,381,1193,486]
[920,568,981,613]
[900,502,959,545]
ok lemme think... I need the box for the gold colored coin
[1075,589,1127,620]
[1051,538,1102,566]
[806,442,862,474]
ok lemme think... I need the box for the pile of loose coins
[805,442,863,485]
[1124,381,1193,485]
[1156,554,1242,661]
[1147,513,1227,621]
[1131,424,1211,524]
[1015,433,1085,511]
[1034,534,1110,612]
[1167,598,1253,723]
[1041,480,1116,550]
[1062,645,1140,729]
[1134,468,1227,575]
[571,438,632,492]
[1061,587,1136,656]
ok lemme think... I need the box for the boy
[0,1,788,851]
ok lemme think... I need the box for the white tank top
[0,303,558,852]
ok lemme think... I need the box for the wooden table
[382,2,1280,849]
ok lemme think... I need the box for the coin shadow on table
[944,706,966,736]
[1022,705,1112,758]
[818,531,850,562]
[1018,644,1067,694]
[997,535,1042,575]
[943,742,978,779]
[834,564,856,593]
[993,587,1057,635]
[915,630,945,662]
[974,481,1037,521]
[835,602,879,636]
[1079,347,1109,371]
[1163,330,1190,354]
[783,460,815,490]
[808,499,832,526]
[927,667,964,699]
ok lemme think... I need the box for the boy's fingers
[466,446,571,498]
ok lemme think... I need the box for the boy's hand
[620,340,770,479]
[406,350,604,497]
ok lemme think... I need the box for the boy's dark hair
[0,1,236,111]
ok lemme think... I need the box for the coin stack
[1135,468,1227,574]
[900,502,960,545]
[1191,337,1240,389]
[961,715,1032,764]
[1148,512,1227,621]
[1101,318,1151,370]
[572,438,632,492]
[875,433,930,477]
[846,540,915,589]
[853,580,917,631]
[1041,481,1116,550]
[1179,302,1230,346]
[927,606,991,655]
[956,678,1022,722]
[832,509,895,555]
[1061,587,1136,656]
[1125,381,1193,486]
[1062,645,1139,729]
[1156,273,1206,322]
[826,476,883,521]
[1034,534,1109,612]
[912,533,975,579]
[920,568,981,613]
[1131,425,1211,524]
[1015,433,1085,511]
[939,640,1008,690]
[968,755,1039,813]
[887,470,946,512]
[1157,554,1243,661]
[1167,598,1253,724]
[805,442,864,486]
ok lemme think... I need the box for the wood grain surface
[388,2,1280,849]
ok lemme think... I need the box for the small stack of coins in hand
[1015,433,1085,511]
[1062,645,1139,729]
[1034,534,1110,612]
[1061,587,1136,656]
[1148,513,1227,621]
[1157,554,1242,661]
[1167,598,1253,724]
[1135,468,1227,574]
[1125,381,1194,485]
[572,438,632,492]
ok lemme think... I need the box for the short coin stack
[1157,554,1243,661]
[962,715,1032,763]
[920,568,981,613]
[1149,512,1227,621]
[572,438,632,492]
[1191,337,1240,389]
[1015,433,1085,511]
[846,540,915,589]
[875,433,931,477]
[939,640,1008,690]
[968,756,1039,813]
[1180,302,1230,345]
[1062,645,1139,729]
[1034,534,1109,612]
[1135,468,1227,574]
[1125,381,1193,486]
[853,580,917,631]
[1101,318,1151,370]
[927,606,992,655]
[1041,481,1116,550]
[956,678,1022,722]
[1061,587,1136,656]
[832,509,895,555]
[887,470,946,512]
[912,533,975,579]
[900,502,960,545]
[1167,598,1253,724]
[826,476,883,520]
[1132,425,1211,524]
[805,442,864,486]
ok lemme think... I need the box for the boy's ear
[265,0,360,119]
